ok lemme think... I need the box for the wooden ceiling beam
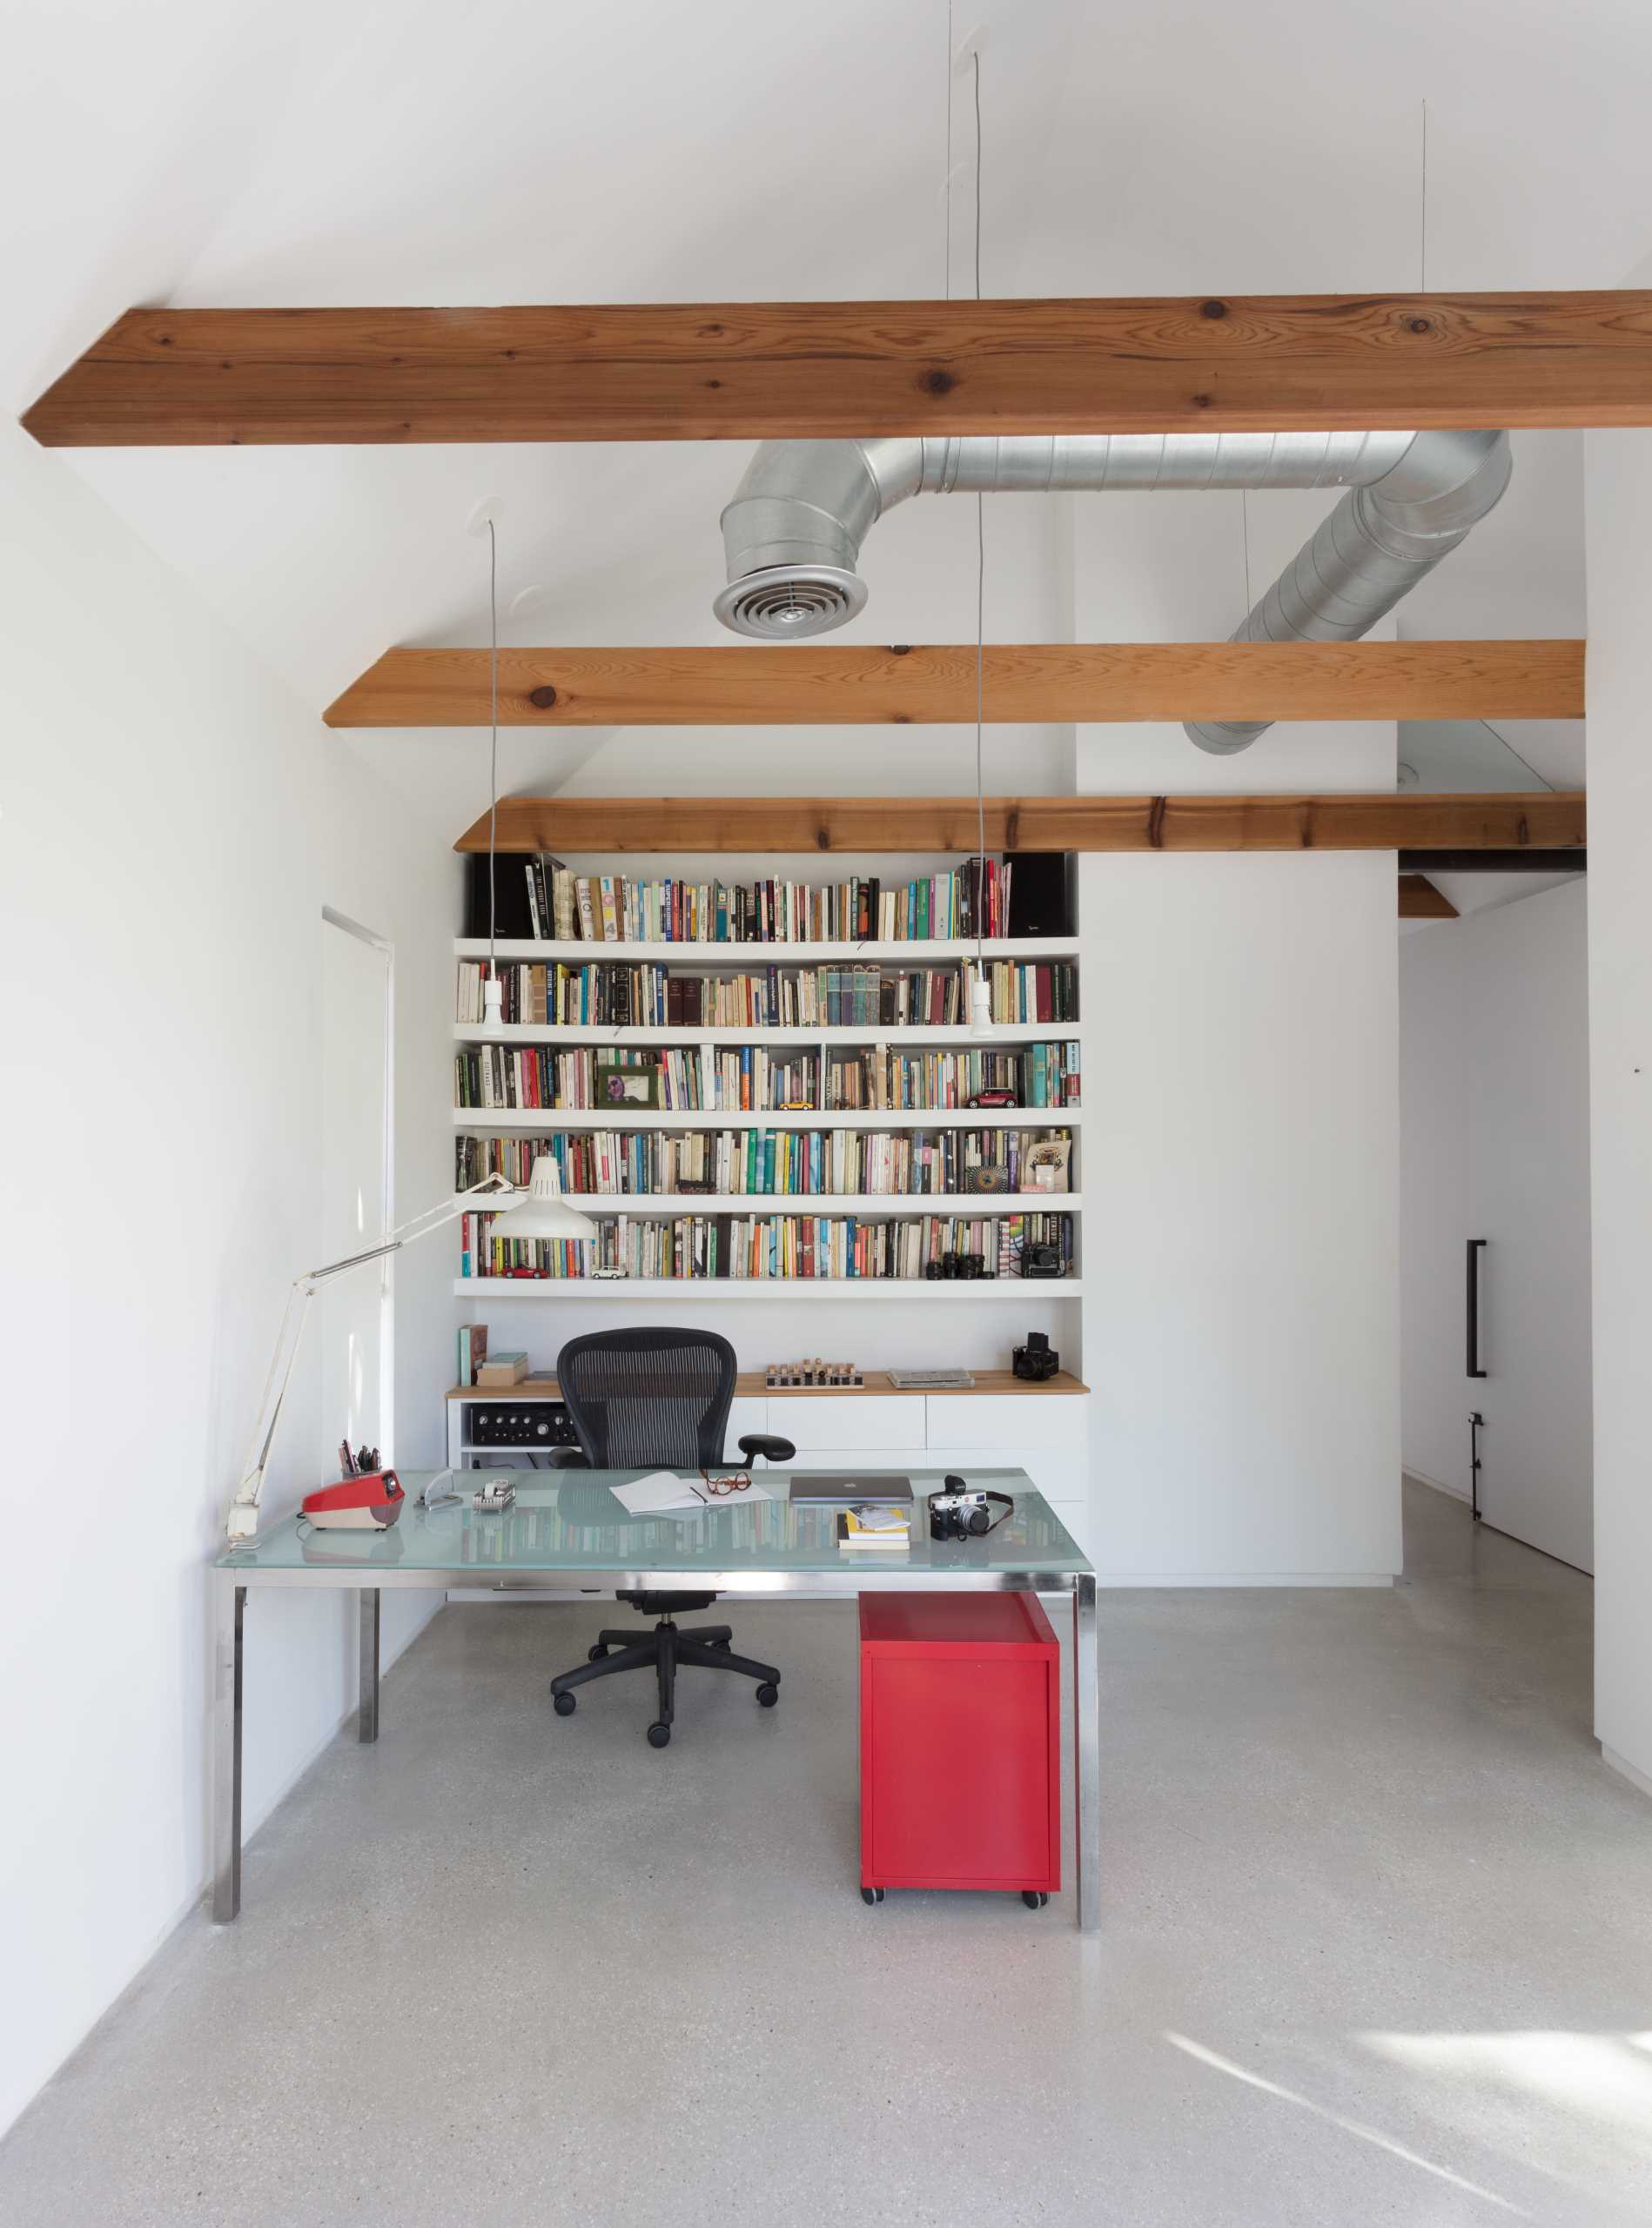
[326,639,1585,728]
[1399,875,1460,919]
[24,293,1652,446]
[453,792,1585,856]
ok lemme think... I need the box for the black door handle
[1467,1238,1487,1379]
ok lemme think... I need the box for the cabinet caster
[648,1721,672,1749]
[1021,1890,1050,1909]
[755,1682,779,1708]
[553,1691,576,1717]
[587,1643,609,1661]
[861,1887,884,1905]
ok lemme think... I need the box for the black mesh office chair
[547,1327,795,1748]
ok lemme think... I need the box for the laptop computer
[787,1473,913,1503]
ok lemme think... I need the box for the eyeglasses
[698,1470,752,1497]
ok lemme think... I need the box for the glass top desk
[212,1468,1099,1931]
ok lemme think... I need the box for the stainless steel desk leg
[359,1587,380,1743]
[1072,1574,1100,1935]
[212,1574,244,1923]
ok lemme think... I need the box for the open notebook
[608,1470,775,1518]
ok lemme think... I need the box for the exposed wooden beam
[1399,875,1459,919]
[454,792,1585,856]
[24,294,1652,446]
[326,640,1586,729]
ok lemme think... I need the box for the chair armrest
[737,1433,796,1466]
[551,1447,591,1468]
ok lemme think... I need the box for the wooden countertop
[448,1367,1087,1400]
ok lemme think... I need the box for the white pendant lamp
[488,1155,598,1242]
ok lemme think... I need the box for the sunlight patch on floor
[1163,2031,1528,2216]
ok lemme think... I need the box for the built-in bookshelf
[449,865,1085,1301]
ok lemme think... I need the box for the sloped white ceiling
[5,0,1637,830]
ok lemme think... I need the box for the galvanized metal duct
[714,430,1512,754]
[1183,429,1512,753]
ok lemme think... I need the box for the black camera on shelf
[1013,1332,1059,1382]
[1023,1245,1064,1279]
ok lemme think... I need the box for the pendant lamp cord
[487,518,500,988]
[972,48,987,978]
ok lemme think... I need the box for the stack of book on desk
[837,1503,912,1550]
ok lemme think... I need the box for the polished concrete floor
[4,1482,1652,2226]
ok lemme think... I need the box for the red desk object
[858,1591,1061,1909]
[300,1470,404,1531]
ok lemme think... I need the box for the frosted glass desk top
[217,1469,1092,1579]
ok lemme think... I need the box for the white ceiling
[5,0,1639,836]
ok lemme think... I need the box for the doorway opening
[1399,876,1591,1572]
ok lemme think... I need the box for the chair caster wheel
[553,1691,576,1716]
[648,1722,672,1749]
[587,1643,609,1661]
[861,1887,884,1905]
[1021,1890,1050,1909]
[755,1682,779,1708]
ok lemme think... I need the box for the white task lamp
[225,1158,594,1544]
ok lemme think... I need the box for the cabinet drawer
[770,1395,926,1452]
[725,1397,769,1465]
[926,1393,1086,1453]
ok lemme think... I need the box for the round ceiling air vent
[712,564,868,639]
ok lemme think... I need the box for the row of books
[454,1126,1075,1197]
[459,1209,1076,1281]
[456,958,1078,1030]
[513,859,1016,944]
[454,1043,1081,1113]
[455,1044,821,1113]
[829,1044,1080,1111]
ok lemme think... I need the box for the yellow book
[838,1504,911,1550]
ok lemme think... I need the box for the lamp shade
[487,1156,598,1242]
[968,971,995,1039]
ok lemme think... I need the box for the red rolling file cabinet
[858,1592,1061,1909]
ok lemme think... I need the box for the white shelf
[456,937,1077,964]
[460,1192,1085,1215]
[453,1278,1085,1301]
[455,1023,1080,1046]
[453,1106,1081,1131]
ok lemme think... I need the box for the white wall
[0,419,459,2138]
[1584,413,1652,1791]
[1400,884,1592,1568]
[1069,493,1403,1582]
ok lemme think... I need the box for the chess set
[765,1358,864,1389]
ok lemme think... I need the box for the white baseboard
[1403,1466,1470,1502]
[1602,1745,1652,1803]
[1091,1572,1395,1589]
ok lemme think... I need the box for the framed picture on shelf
[594,1054,663,1110]
[1026,1137,1071,1192]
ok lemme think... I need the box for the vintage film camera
[1012,1330,1060,1383]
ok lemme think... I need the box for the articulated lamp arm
[225,1171,517,1545]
